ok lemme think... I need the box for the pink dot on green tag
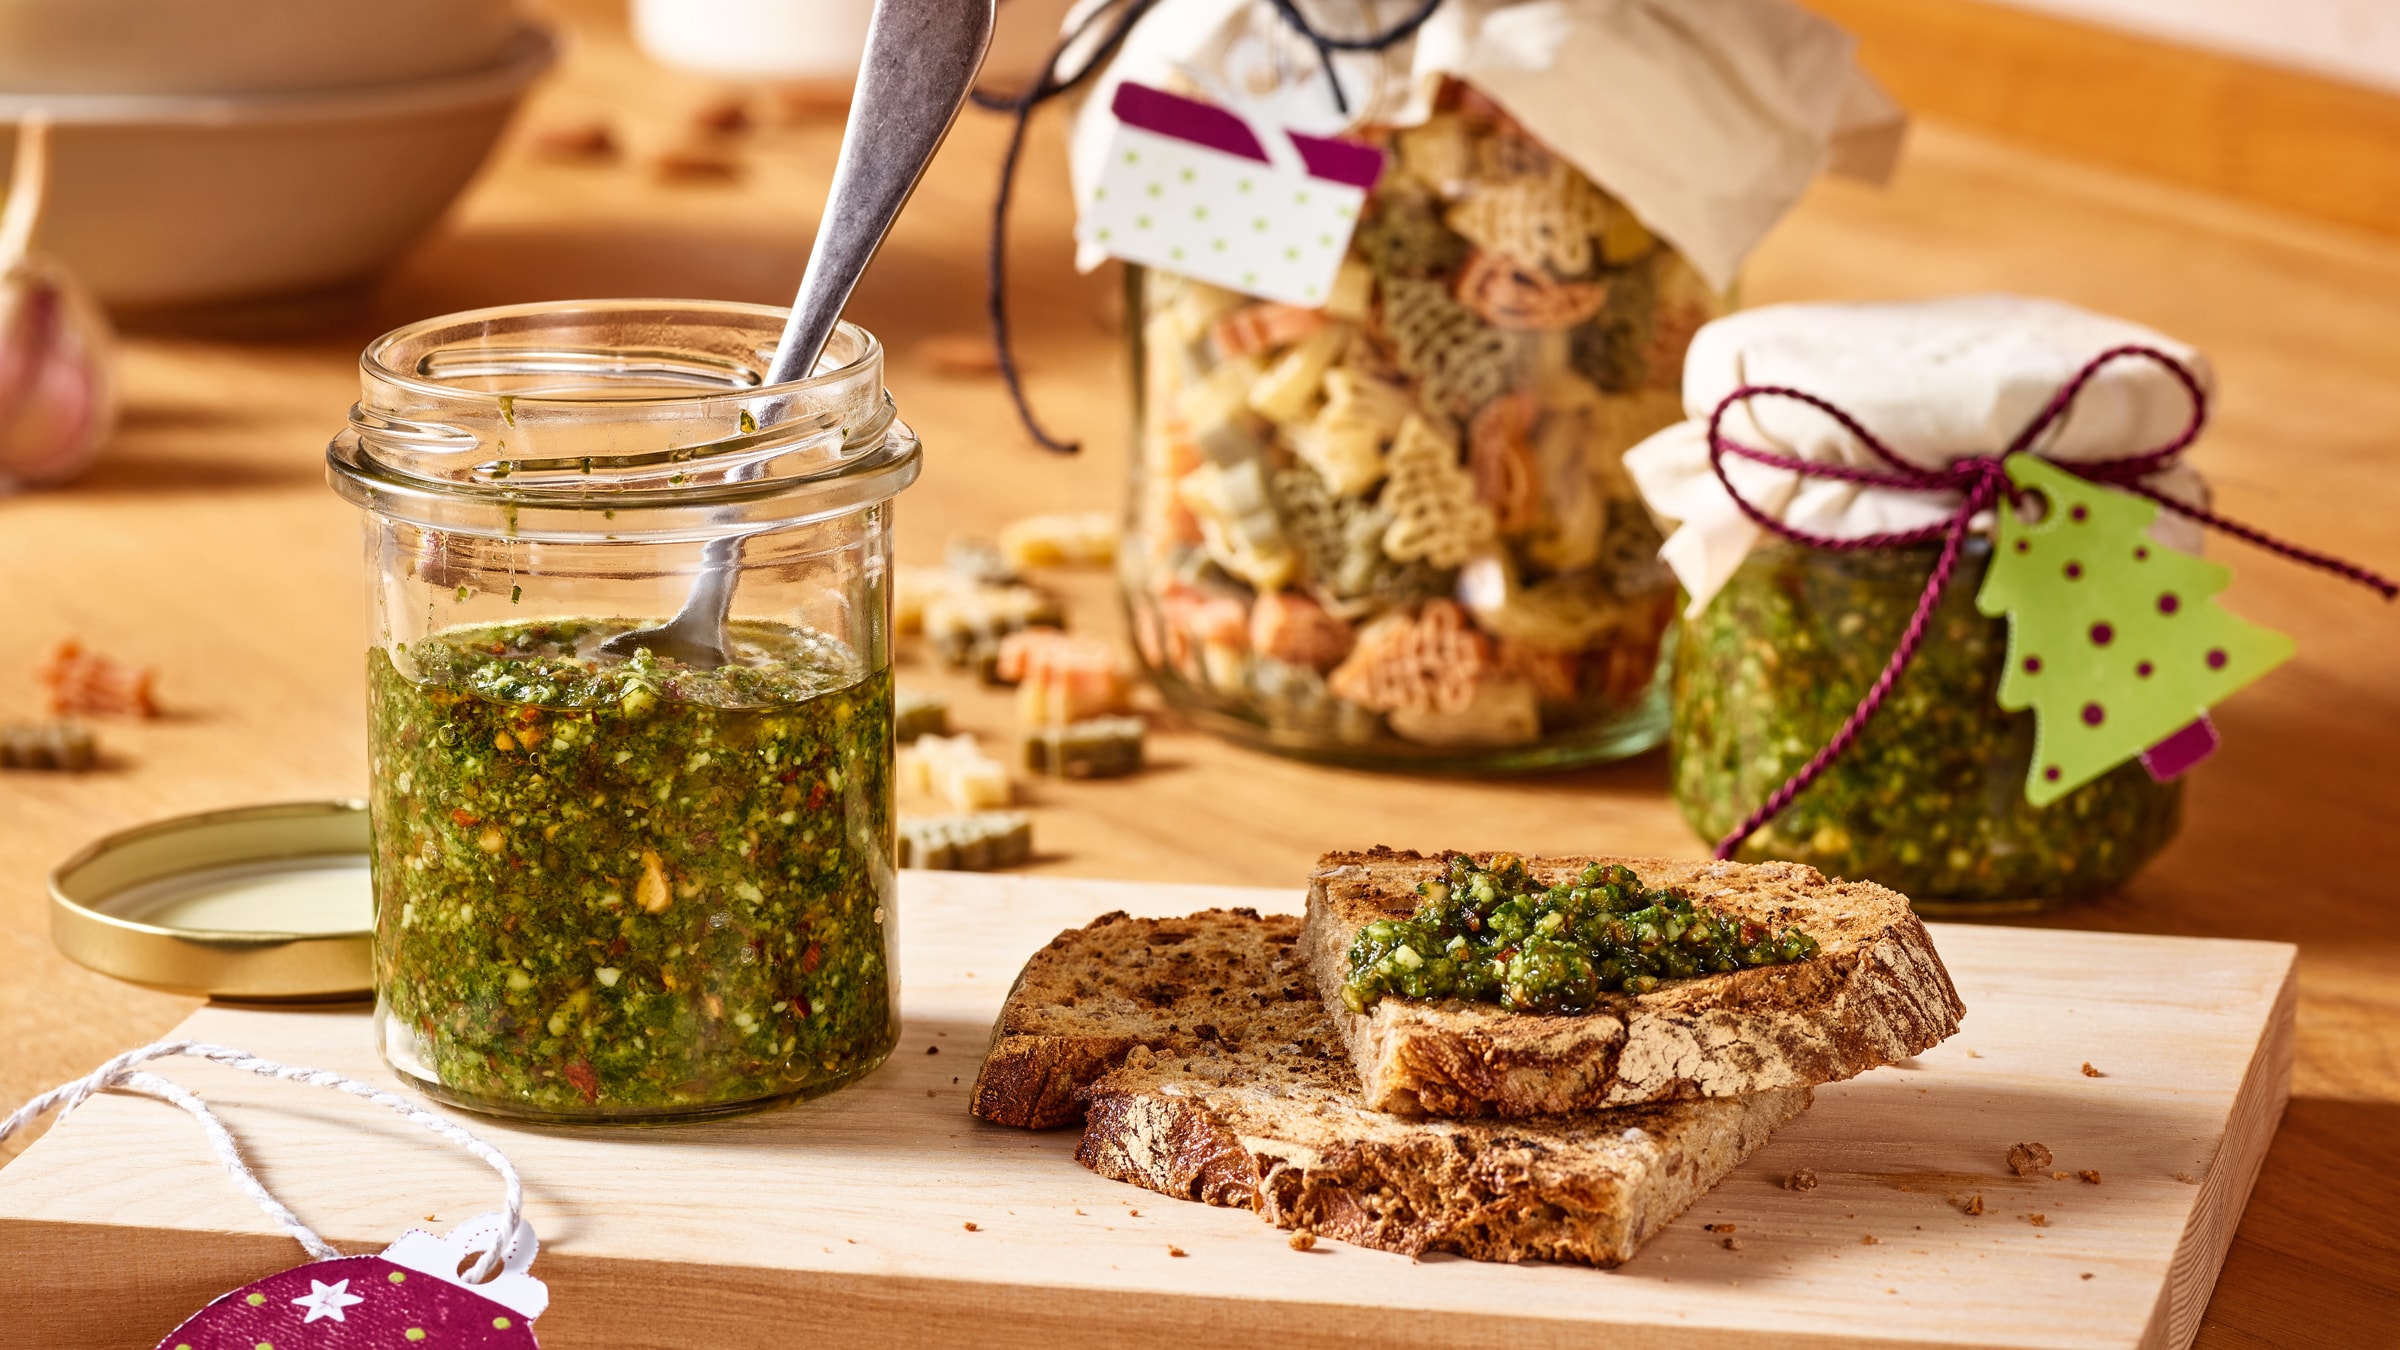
[2135,545,2150,560]
[2082,702,2105,725]
[2158,592,2180,613]
[2207,648,2228,668]
[2071,504,2089,521]
[2065,561,2083,579]
[2090,623,2113,645]
[2023,656,2042,673]
[2044,765,2062,782]
[2013,539,2029,553]
[2138,660,2154,677]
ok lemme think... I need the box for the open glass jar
[326,300,918,1122]
[1121,86,1725,769]
[1670,540,2183,912]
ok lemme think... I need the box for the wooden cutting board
[0,872,2293,1350]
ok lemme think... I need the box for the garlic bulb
[0,114,116,492]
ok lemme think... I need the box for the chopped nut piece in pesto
[1670,543,2181,906]
[1340,853,1818,1015]
[369,618,895,1120]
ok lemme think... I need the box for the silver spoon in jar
[600,0,995,668]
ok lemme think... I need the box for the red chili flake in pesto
[451,809,480,827]
[801,942,824,973]
[563,1060,600,1102]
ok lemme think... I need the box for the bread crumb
[2081,1272,2095,1280]
[1129,1209,1141,1217]
[2025,1213,2048,1227]
[1720,1236,1743,1251]
[1167,1245,1187,1258]
[1862,1234,1879,1245]
[1703,1223,1736,1233]
[2053,1171,2070,1181]
[1966,1049,1982,1058]
[962,1221,980,1232]
[1074,1208,1086,1215]
[1289,1229,1317,1251]
[846,1238,856,1244]
[654,145,742,181]
[1962,1193,1985,1216]
[2175,1171,2198,1185]
[927,1044,940,1055]
[2079,1170,2102,1185]
[1784,1167,1819,1192]
[530,121,618,162]
[692,95,752,136]
[2081,1062,2103,1077]
[2008,1142,2053,1176]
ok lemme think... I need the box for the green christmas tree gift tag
[1974,455,2295,806]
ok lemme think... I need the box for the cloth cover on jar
[1060,0,1906,293]
[1622,293,2215,616]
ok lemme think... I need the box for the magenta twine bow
[1702,344,2397,862]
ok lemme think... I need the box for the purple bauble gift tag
[159,1213,549,1350]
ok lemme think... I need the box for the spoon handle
[765,0,997,385]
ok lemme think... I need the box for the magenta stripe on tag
[1112,82,1268,164]
[1110,81,1385,188]
[1291,132,1383,189]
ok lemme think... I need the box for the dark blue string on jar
[974,0,1444,452]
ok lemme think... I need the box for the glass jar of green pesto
[327,300,918,1122]
[1670,539,2183,913]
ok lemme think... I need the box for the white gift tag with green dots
[1079,81,1382,307]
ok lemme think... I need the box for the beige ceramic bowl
[0,26,556,309]
[0,0,526,95]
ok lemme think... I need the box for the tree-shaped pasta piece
[1379,414,1496,568]
[1974,456,2293,804]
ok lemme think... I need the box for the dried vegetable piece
[898,734,1012,811]
[997,628,1132,727]
[945,536,1017,585]
[1326,599,1491,717]
[1379,415,1497,568]
[1380,276,1526,415]
[37,639,158,717]
[1211,302,1328,358]
[1455,250,1609,331]
[1388,676,1541,748]
[1024,716,1146,779]
[1288,367,1408,496]
[999,510,1118,570]
[1249,591,1354,672]
[899,812,1033,871]
[1444,161,1614,276]
[1178,459,1297,590]
[923,584,1066,676]
[895,688,950,742]
[0,720,96,770]
[1466,391,1543,531]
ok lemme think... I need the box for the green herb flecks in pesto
[1340,854,1818,1016]
[369,618,895,1118]
[1670,543,2182,906]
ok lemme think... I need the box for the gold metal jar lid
[49,800,372,1000]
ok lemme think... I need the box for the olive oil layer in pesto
[369,619,895,1118]
[1670,543,2181,905]
[1342,854,1819,1016]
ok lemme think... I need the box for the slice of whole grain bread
[969,907,1331,1128]
[1306,848,1965,1118]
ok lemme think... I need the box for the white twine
[0,1040,525,1283]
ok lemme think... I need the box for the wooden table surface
[1,2,2393,1344]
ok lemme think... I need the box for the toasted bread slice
[969,907,1332,1128]
[1306,848,1965,1118]
[1032,913,1810,1266]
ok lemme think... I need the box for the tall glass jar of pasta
[327,300,918,1122]
[1121,82,1726,768]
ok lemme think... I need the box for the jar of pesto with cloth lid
[327,300,918,1121]
[1628,295,2276,912]
[1003,0,1903,768]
